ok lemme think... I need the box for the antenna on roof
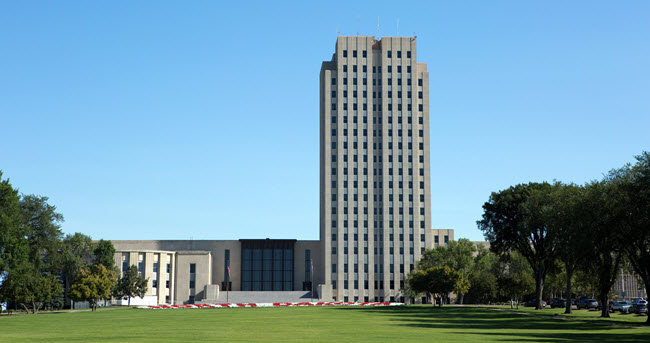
[357,16,359,35]
[397,17,399,36]
[377,16,380,38]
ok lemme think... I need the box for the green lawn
[487,305,650,326]
[1,305,649,342]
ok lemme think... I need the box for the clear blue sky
[1,1,648,242]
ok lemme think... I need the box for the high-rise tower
[320,36,431,302]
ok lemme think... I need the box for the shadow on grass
[334,306,648,342]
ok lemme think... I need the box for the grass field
[1,305,649,342]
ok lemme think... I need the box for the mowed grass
[488,305,650,326]
[1,305,649,342]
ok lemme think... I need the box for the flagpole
[310,259,314,303]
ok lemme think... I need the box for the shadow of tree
[333,306,648,342]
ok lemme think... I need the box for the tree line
[0,172,147,313]
[407,151,650,324]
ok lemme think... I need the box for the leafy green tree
[408,265,466,306]
[498,252,535,309]
[613,151,650,325]
[0,260,62,313]
[0,172,23,277]
[478,182,561,310]
[19,195,64,273]
[60,232,95,304]
[580,180,625,318]
[418,238,476,304]
[467,244,500,304]
[467,271,498,304]
[0,180,65,314]
[69,264,116,311]
[115,265,148,306]
[552,184,590,314]
[93,239,116,272]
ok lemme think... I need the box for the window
[363,50,367,58]
[343,65,347,72]
[189,263,196,289]
[418,78,422,86]
[387,50,392,58]
[407,51,411,58]
[343,50,347,57]
[224,249,230,288]
[397,51,401,58]
[332,78,336,85]
[353,50,357,57]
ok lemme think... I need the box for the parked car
[631,302,648,315]
[577,298,599,310]
[525,299,547,308]
[550,299,567,308]
[612,301,633,313]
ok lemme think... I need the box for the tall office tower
[320,36,431,302]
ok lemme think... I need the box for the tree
[19,195,64,274]
[60,233,95,305]
[478,182,561,310]
[418,238,476,304]
[0,182,65,314]
[408,266,466,306]
[115,265,148,306]
[497,252,535,309]
[467,271,498,304]
[0,171,22,277]
[467,245,500,304]
[0,262,62,313]
[580,180,626,318]
[93,239,116,272]
[69,264,116,311]
[613,151,650,325]
[553,184,590,314]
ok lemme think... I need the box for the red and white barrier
[139,301,404,309]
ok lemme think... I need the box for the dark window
[418,78,422,86]
[353,50,357,57]
[332,78,336,85]
[397,51,402,58]
[240,240,295,292]
[407,51,411,58]
[343,50,347,57]
[363,50,367,58]
[387,50,392,58]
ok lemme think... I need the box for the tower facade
[320,36,431,302]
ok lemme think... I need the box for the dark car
[525,299,547,308]
[550,299,567,308]
[577,298,599,310]
[631,302,648,315]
